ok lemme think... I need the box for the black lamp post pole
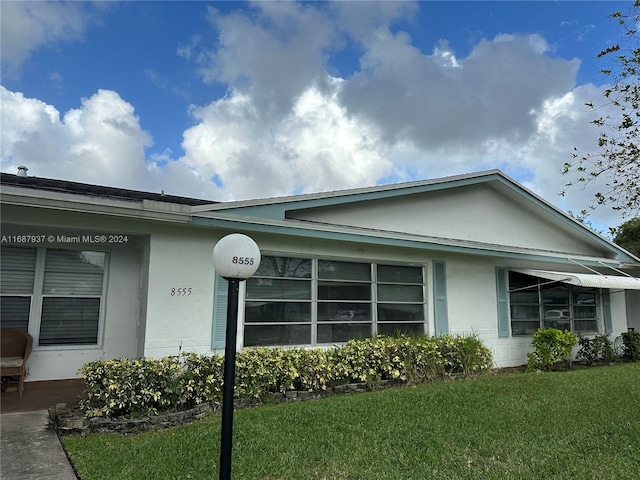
[219,278,240,480]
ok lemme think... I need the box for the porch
[1,379,84,414]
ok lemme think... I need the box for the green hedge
[527,328,577,371]
[79,334,493,419]
[622,330,640,361]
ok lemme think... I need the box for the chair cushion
[0,357,24,368]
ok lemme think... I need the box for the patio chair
[1,329,33,398]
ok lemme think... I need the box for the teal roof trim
[190,215,620,268]
[191,169,638,265]
[200,171,506,221]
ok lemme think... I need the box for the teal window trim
[433,260,449,336]
[602,289,613,334]
[212,274,228,349]
[496,267,510,338]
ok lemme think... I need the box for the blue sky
[0,1,633,229]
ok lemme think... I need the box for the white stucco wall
[142,226,219,358]
[290,184,607,257]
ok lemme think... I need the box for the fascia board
[1,188,192,223]
[191,212,621,268]
[191,170,505,217]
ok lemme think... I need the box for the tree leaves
[563,1,640,220]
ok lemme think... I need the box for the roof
[191,169,640,266]
[0,172,214,206]
[2,169,639,268]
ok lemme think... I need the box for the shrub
[334,337,406,386]
[387,335,444,384]
[294,348,346,391]
[179,353,224,407]
[437,334,494,376]
[622,330,640,361]
[235,347,295,397]
[527,328,577,371]
[80,357,185,418]
[577,334,615,365]
[78,334,494,418]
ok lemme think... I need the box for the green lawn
[63,362,640,480]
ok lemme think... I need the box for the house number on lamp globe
[212,233,261,280]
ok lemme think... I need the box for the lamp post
[212,233,261,480]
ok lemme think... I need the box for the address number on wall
[171,288,192,296]
[232,256,255,265]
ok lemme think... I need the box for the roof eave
[191,213,622,268]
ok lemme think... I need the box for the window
[509,271,599,336]
[0,247,36,331]
[244,256,312,346]
[0,246,107,346]
[318,260,372,343]
[243,256,426,346]
[377,264,425,336]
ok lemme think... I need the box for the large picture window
[244,256,312,346]
[244,255,426,347]
[509,271,598,336]
[0,246,106,346]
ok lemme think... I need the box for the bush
[527,328,577,372]
[179,353,224,407]
[79,334,494,418]
[437,334,494,376]
[622,330,640,361]
[577,334,615,365]
[80,357,185,418]
[388,335,444,384]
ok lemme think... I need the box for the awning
[514,269,640,290]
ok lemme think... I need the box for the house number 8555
[232,256,255,265]
[171,288,192,296]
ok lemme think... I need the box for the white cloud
[195,1,338,119]
[339,32,580,150]
[0,87,219,200]
[1,87,146,182]
[330,0,419,43]
[179,81,391,200]
[0,1,627,230]
[0,1,105,76]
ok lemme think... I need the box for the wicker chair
[1,329,33,398]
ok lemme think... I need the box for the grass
[63,362,640,480]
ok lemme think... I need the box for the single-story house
[1,169,639,382]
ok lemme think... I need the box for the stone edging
[50,379,403,435]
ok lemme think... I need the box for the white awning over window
[514,269,640,290]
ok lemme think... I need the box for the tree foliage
[613,216,640,257]
[562,1,640,219]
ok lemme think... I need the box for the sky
[0,0,634,232]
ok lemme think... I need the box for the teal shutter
[433,261,449,336]
[212,274,229,349]
[602,289,613,335]
[496,267,510,338]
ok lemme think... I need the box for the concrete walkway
[1,410,77,480]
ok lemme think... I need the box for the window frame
[508,271,601,336]
[0,246,109,349]
[241,254,427,347]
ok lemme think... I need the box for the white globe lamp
[211,233,260,480]
[212,233,261,280]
